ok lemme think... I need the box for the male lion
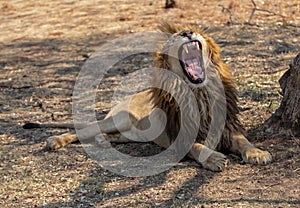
[24,23,272,171]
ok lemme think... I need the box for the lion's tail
[23,122,88,129]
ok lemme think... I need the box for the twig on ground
[248,0,285,25]
[219,4,235,25]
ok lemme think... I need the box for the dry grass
[0,0,299,207]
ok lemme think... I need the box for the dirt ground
[0,0,299,207]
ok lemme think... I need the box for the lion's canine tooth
[183,45,189,54]
[196,42,200,50]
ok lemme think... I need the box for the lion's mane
[150,23,244,152]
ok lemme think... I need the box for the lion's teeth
[184,45,189,54]
[196,43,200,50]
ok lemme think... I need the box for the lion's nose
[180,30,194,39]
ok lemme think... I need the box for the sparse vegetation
[0,0,299,207]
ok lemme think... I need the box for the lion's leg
[47,133,78,150]
[189,143,228,171]
[230,133,272,165]
[46,111,136,150]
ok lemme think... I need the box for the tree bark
[265,53,300,136]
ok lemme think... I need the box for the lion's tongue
[182,42,205,82]
[186,59,204,80]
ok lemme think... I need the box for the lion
[23,23,272,171]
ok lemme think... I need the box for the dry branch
[249,0,285,24]
[219,4,235,25]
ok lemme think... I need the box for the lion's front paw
[46,136,63,150]
[201,151,229,172]
[242,147,272,165]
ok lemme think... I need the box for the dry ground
[0,0,299,207]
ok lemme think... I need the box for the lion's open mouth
[179,40,206,84]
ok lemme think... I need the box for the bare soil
[0,0,299,207]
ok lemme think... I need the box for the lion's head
[155,23,234,90]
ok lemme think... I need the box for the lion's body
[24,23,272,171]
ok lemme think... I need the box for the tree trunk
[265,53,300,136]
[165,0,176,9]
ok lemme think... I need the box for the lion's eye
[180,30,194,39]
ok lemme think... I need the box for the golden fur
[23,23,272,171]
